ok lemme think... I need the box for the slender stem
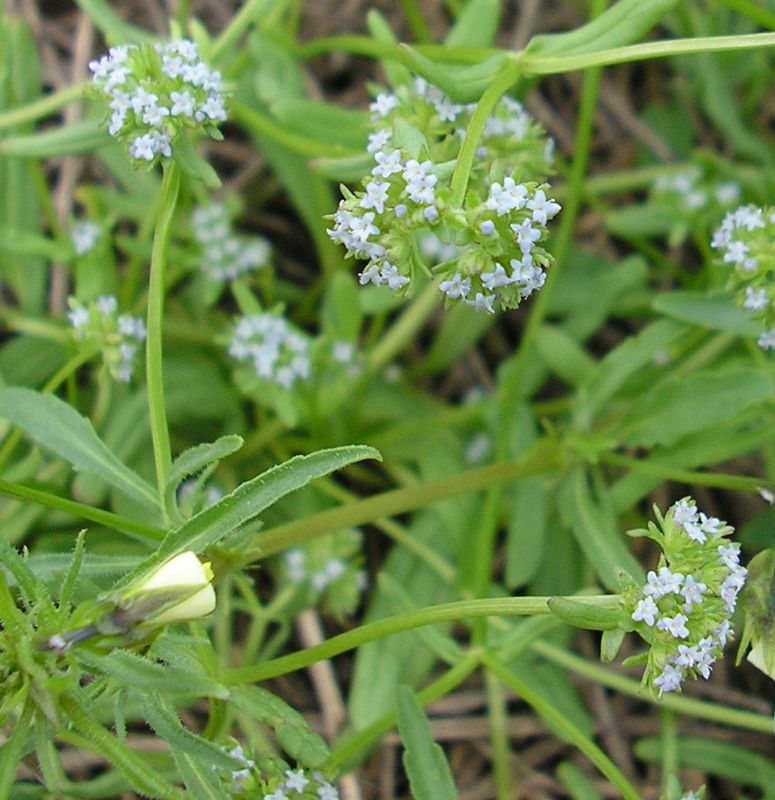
[660,708,678,797]
[367,279,441,374]
[244,440,563,561]
[482,651,643,800]
[523,31,775,75]
[399,0,433,43]
[599,452,771,493]
[485,669,512,800]
[223,595,617,684]
[209,0,276,62]
[0,82,87,132]
[449,56,522,207]
[0,477,164,542]
[530,639,773,734]
[327,653,481,769]
[146,162,180,516]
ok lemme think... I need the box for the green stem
[0,477,164,542]
[481,651,643,800]
[224,595,616,684]
[146,162,181,516]
[530,639,773,734]
[399,0,433,43]
[485,669,512,800]
[711,0,775,29]
[599,452,772,493]
[367,279,441,374]
[449,56,522,207]
[523,31,775,75]
[327,653,481,769]
[244,440,563,560]
[210,0,283,63]
[660,708,678,797]
[0,702,33,800]
[0,82,87,132]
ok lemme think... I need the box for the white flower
[68,307,90,329]
[466,292,496,314]
[96,295,118,316]
[439,273,471,300]
[372,148,402,178]
[680,575,707,611]
[317,783,339,800]
[360,181,390,214]
[481,262,513,290]
[367,129,392,153]
[632,596,659,626]
[672,498,698,529]
[71,221,100,256]
[743,287,769,312]
[369,93,398,118]
[527,189,561,225]
[123,551,216,625]
[510,219,541,254]
[284,769,309,792]
[757,328,775,350]
[657,613,690,639]
[654,663,683,695]
[485,177,528,217]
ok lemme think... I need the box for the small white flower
[439,273,471,300]
[360,181,390,214]
[743,286,769,312]
[510,219,541,254]
[71,220,100,256]
[372,148,403,178]
[367,129,392,153]
[654,663,683,695]
[317,783,339,800]
[369,93,398,118]
[96,295,118,316]
[527,189,561,225]
[466,292,497,314]
[757,328,775,350]
[284,769,309,792]
[680,575,707,611]
[632,596,659,626]
[68,307,90,329]
[657,613,690,639]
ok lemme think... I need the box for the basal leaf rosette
[623,498,746,697]
[89,39,227,166]
[328,78,560,314]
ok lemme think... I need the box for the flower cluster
[67,294,146,382]
[654,166,740,216]
[625,498,746,697]
[89,39,226,164]
[328,77,559,314]
[711,204,775,348]
[262,768,339,800]
[192,202,272,282]
[228,313,311,389]
[281,528,366,617]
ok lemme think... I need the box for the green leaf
[0,119,110,157]
[74,0,153,43]
[76,649,230,699]
[396,685,458,800]
[401,47,509,103]
[547,596,623,631]
[619,366,773,448]
[445,0,500,47]
[535,324,596,387]
[164,435,244,519]
[556,761,604,800]
[230,686,329,767]
[0,539,38,604]
[270,99,368,150]
[558,468,644,592]
[115,445,380,591]
[653,291,760,336]
[141,695,241,773]
[0,387,158,510]
[634,736,775,793]
[524,0,680,58]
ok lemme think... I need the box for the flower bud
[119,551,216,626]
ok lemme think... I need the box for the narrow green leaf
[0,387,158,509]
[0,119,109,157]
[141,695,241,773]
[653,291,760,336]
[558,468,644,591]
[445,0,500,47]
[75,650,229,699]
[74,0,153,43]
[0,539,37,604]
[0,704,33,800]
[396,685,458,800]
[619,366,773,448]
[115,446,381,591]
[535,324,596,386]
[58,530,86,612]
[634,736,775,792]
[556,761,604,800]
[164,435,244,518]
[524,0,680,57]
[230,686,329,767]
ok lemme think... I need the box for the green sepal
[172,132,221,190]
[600,628,626,663]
